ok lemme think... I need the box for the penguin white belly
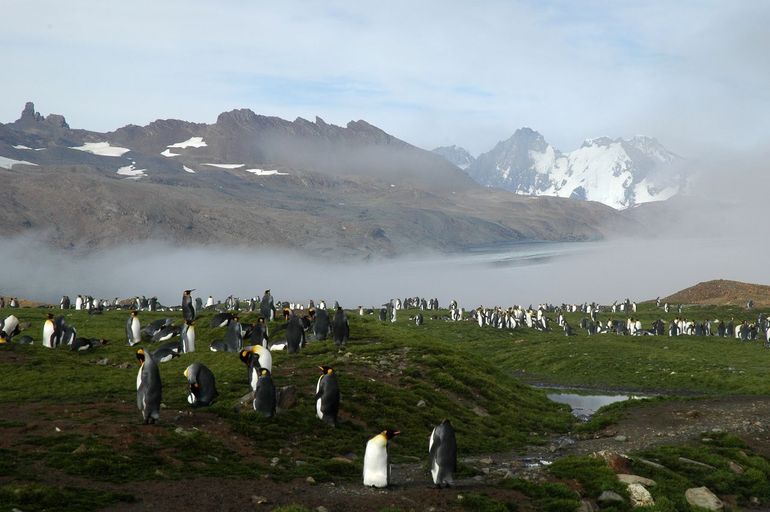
[42,321,54,348]
[187,392,196,405]
[363,437,389,487]
[429,428,439,483]
[136,367,143,391]
[131,318,141,344]
[250,367,259,392]
[316,376,324,420]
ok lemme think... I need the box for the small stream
[547,392,645,421]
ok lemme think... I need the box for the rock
[277,385,298,410]
[316,507,328,512]
[591,451,630,473]
[71,443,87,454]
[95,358,109,366]
[577,500,599,512]
[295,460,307,466]
[237,391,255,410]
[279,447,292,455]
[479,457,493,465]
[472,405,490,417]
[306,476,316,484]
[685,487,723,510]
[678,457,715,469]
[627,483,654,507]
[251,495,269,505]
[117,362,132,369]
[331,456,353,464]
[597,490,624,506]
[270,457,280,466]
[614,435,628,442]
[636,458,666,470]
[617,474,656,487]
[416,399,427,407]
[728,461,744,475]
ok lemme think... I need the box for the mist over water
[0,235,764,309]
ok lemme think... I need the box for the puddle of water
[547,392,644,420]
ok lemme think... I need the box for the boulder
[597,490,624,506]
[627,483,654,507]
[617,474,656,487]
[591,450,630,473]
[277,385,298,410]
[685,487,723,511]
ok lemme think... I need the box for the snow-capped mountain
[462,128,684,210]
[431,145,475,170]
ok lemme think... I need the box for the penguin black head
[184,289,195,295]
[136,348,146,364]
[383,429,400,440]
[47,313,54,320]
[131,310,139,317]
[186,320,194,326]
[319,365,335,375]
[239,350,251,364]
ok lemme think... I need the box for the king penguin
[285,312,305,354]
[252,368,276,418]
[181,320,196,353]
[184,363,218,407]
[315,366,340,426]
[331,307,349,348]
[428,419,457,487]
[126,311,141,346]
[363,429,400,488]
[43,313,57,348]
[182,289,196,322]
[136,348,162,424]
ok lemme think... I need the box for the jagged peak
[13,101,69,129]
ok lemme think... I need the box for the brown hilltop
[664,279,770,307]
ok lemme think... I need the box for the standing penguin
[126,311,141,346]
[252,368,276,418]
[184,363,218,407]
[285,312,305,354]
[315,366,340,426]
[428,419,457,487]
[42,313,57,348]
[223,315,243,352]
[181,320,196,353]
[136,348,162,424]
[332,307,349,348]
[363,429,400,488]
[182,289,196,323]
[260,290,275,321]
[313,308,331,340]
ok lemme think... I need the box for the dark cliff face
[0,102,638,256]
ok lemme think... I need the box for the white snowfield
[167,136,207,149]
[492,136,681,210]
[70,142,131,157]
[161,149,180,157]
[116,164,147,178]
[183,165,196,174]
[202,163,244,169]
[0,156,38,168]
[245,168,289,176]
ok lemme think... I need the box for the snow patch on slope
[168,137,207,149]
[202,163,244,169]
[71,142,131,157]
[244,168,289,176]
[117,164,147,179]
[0,156,38,168]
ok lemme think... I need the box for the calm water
[547,392,643,419]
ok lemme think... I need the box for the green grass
[0,483,134,512]
[3,302,770,510]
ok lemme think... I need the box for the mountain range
[433,128,686,210]
[0,102,644,256]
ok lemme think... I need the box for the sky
[2,0,769,157]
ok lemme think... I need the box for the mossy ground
[1,301,769,510]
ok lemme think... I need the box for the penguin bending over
[315,366,340,426]
[71,337,108,352]
[153,341,182,362]
[136,348,162,424]
[184,363,218,407]
[363,429,400,488]
[429,419,457,487]
[210,312,234,329]
[252,368,276,418]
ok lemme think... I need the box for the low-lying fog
[0,235,763,309]
[2,148,766,308]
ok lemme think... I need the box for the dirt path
[5,396,770,511]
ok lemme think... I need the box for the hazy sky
[2,1,769,156]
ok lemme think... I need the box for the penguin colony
[8,291,764,489]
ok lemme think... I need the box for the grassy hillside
[2,300,770,511]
